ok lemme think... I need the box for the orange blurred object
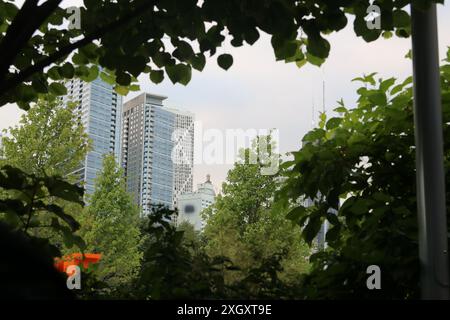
[54,253,102,275]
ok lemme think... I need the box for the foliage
[0,0,442,108]
[202,136,311,299]
[76,154,142,289]
[130,205,228,300]
[1,94,90,179]
[0,95,89,255]
[275,48,450,299]
[0,165,85,257]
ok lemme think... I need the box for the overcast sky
[1,1,449,192]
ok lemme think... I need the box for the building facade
[121,92,194,215]
[171,107,195,209]
[63,77,123,195]
[177,175,216,231]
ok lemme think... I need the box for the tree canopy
[0,0,442,109]
[77,154,142,288]
[274,48,450,299]
[1,95,89,179]
[202,136,311,298]
[0,96,88,256]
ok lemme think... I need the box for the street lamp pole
[410,2,450,299]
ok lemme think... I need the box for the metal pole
[410,2,450,299]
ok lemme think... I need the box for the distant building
[63,77,123,195]
[121,92,194,215]
[177,174,216,231]
[171,108,195,208]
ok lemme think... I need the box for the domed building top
[197,174,216,196]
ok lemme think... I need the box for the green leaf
[382,31,393,39]
[349,199,370,215]
[166,64,192,85]
[393,10,410,28]
[72,52,89,65]
[348,132,366,146]
[380,78,396,92]
[44,177,84,205]
[326,117,342,130]
[286,206,306,222]
[244,28,260,45]
[115,85,129,95]
[319,112,327,129]
[372,192,391,203]
[59,63,75,78]
[217,54,233,70]
[326,213,339,225]
[271,36,298,61]
[191,54,206,71]
[31,78,48,94]
[303,215,322,244]
[334,106,347,113]
[116,72,131,86]
[47,67,62,80]
[126,56,148,77]
[150,70,164,84]
[82,65,99,82]
[296,59,307,69]
[100,71,115,85]
[48,82,67,96]
[173,40,195,60]
[405,50,412,59]
[307,34,330,59]
[367,91,387,106]
[44,204,80,232]
[325,226,340,242]
[306,53,325,67]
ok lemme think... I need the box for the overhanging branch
[0,1,156,98]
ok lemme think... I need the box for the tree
[0,165,85,258]
[77,154,142,289]
[0,95,88,255]
[202,136,311,299]
[131,205,227,300]
[0,0,438,109]
[0,95,89,248]
[1,94,89,179]
[275,48,450,299]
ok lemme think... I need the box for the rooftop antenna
[322,67,326,113]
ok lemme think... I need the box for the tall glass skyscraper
[121,93,194,215]
[63,77,123,195]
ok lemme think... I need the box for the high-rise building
[177,174,216,230]
[63,77,123,195]
[121,92,194,215]
[171,108,195,208]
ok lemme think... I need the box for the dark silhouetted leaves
[217,54,233,70]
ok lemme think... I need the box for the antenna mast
[322,67,326,113]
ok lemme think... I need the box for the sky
[1,1,449,192]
